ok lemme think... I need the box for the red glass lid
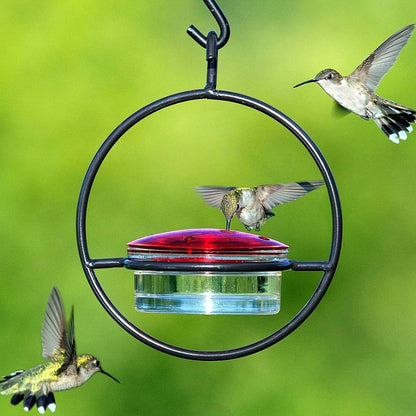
[127,228,288,263]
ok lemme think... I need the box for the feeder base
[134,271,281,315]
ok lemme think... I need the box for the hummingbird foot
[243,224,255,231]
[265,210,275,219]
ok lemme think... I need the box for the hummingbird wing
[42,287,67,361]
[256,181,324,211]
[349,24,414,91]
[41,287,77,374]
[57,306,77,376]
[195,186,236,208]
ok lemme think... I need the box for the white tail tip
[398,130,408,140]
[388,134,400,144]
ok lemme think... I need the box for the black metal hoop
[76,88,342,361]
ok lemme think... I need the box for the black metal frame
[76,0,342,361]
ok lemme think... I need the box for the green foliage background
[1,1,415,415]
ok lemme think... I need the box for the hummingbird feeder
[76,0,342,360]
[127,229,290,314]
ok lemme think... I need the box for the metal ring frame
[76,0,342,361]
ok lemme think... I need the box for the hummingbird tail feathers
[9,390,55,413]
[11,391,56,413]
[1,369,56,413]
[374,102,416,143]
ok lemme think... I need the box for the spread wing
[57,306,77,375]
[256,181,324,211]
[349,24,414,91]
[42,287,77,374]
[195,186,236,209]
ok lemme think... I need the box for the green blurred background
[1,0,416,414]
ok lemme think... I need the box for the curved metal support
[76,88,342,361]
[187,0,230,49]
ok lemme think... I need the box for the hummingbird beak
[225,218,231,231]
[100,368,120,383]
[293,79,317,88]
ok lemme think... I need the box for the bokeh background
[1,0,416,415]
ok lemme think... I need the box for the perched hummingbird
[294,24,416,143]
[0,287,119,413]
[196,180,324,231]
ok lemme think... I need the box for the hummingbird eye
[326,73,334,80]
[94,360,100,368]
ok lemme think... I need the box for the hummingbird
[294,24,416,143]
[196,180,324,231]
[0,287,119,413]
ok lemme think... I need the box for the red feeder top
[127,228,288,263]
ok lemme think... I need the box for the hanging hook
[187,0,230,49]
[205,30,218,90]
